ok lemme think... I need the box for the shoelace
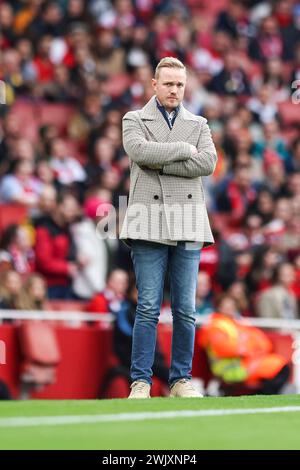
[131,382,148,392]
[177,379,195,391]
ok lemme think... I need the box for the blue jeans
[47,284,74,300]
[130,240,201,386]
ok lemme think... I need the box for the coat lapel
[140,95,199,143]
[140,95,170,142]
[167,106,199,143]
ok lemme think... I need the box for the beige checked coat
[119,95,217,247]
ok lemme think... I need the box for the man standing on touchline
[120,57,217,398]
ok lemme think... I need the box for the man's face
[152,66,186,111]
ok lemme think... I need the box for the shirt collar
[155,97,180,118]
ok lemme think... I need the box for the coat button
[188,194,192,199]
[154,195,159,200]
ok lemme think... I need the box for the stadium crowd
[0,0,300,322]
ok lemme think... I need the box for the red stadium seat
[281,128,299,145]
[46,300,87,311]
[37,103,76,134]
[203,0,229,14]
[19,321,61,365]
[10,100,39,142]
[187,0,228,14]
[278,101,300,126]
[105,74,131,98]
[0,204,28,234]
[63,139,87,164]
[18,321,61,397]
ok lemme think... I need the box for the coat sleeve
[122,111,192,166]
[162,119,217,178]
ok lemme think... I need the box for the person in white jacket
[71,196,117,300]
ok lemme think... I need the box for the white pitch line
[1,406,300,428]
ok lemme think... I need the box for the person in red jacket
[199,294,290,395]
[86,269,129,316]
[34,192,81,299]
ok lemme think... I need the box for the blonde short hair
[154,57,186,79]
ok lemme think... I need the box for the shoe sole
[128,395,151,399]
[169,393,203,398]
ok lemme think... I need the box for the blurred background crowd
[0,0,300,322]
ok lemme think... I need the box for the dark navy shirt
[156,98,179,129]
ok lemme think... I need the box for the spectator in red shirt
[216,165,257,226]
[87,269,129,316]
[0,224,35,276]
[34,192,81,299]
[32,34,55,83]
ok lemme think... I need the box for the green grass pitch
[1,395,300,450]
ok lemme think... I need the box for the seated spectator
[199,294,290,395]
[28,2,64,40]
[0,269,24,310]
[195,272,214,317]
[0,49,24,105]
[256,262,299,319]
[49,138,86,187]
[68,93,104,142]
[85,136,117,187]
[227,281,251,317]
[265,56,290,99]
[247,84,279,124]
[291,137,300,172]
[216,165,257,226]
[0,159,42,207]
[0,113,22,177]
[95,26,125,76]
[31,34,55,83]
[43,64,76,102]
[0,224,35,275]
[21,273,48,310]
[246,245,282,294]
[11,138,36,163]
[34,184,57,223]
[37,124,60,158]
[35,159,56,186]
[248,15,285,62]
[262,197,295,251]
[261,158,288,198]
[71,195,117,299]
[252,120,292,171]
[65,0,91,26]
[243,213,265,247]
[0,2,15,49]
[86,268,129,315]
[290,41,300,85]
[209,50,251,96]
[215,0,249,40]
[246,188,275,226]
